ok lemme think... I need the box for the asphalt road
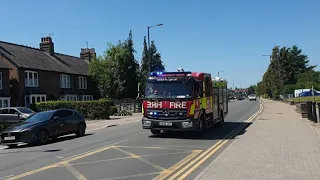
[0,99,260,180]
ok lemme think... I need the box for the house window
[25,71,38,87]
[60,94,77,101]
[0,97,10,108]
[60,74,71,88]
[24,94,46,107]
[0,72,2,89]
[79,95,93,101]
[78,76,87,89]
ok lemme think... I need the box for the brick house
[0,37,99,107]
[0,58,14,107]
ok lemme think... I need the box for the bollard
[312,102,318,123]
[307,101,312,120]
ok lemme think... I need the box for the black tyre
[7,144,18,149]
[76,124,86,137]
[151,129,161,135]
[38,130,49,145]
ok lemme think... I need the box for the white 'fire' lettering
[169,102,187,109]
[147,101,162,108]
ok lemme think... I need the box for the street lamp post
[262,54,272,62]
[147,23,163,72]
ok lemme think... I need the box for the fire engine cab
[140,69,228,135]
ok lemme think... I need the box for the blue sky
[1,0,319,88]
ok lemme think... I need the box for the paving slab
[194,98,320,180]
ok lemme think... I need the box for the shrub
[113,110,132,116]
[289,96,320,103]
[110,106,118,114]
[30,100,113,120]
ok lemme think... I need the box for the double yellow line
[154,103,264,180]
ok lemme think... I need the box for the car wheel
[7,144,18,149]
[151,129,161,135]
[76,124,86,137]
[38,130,49,145]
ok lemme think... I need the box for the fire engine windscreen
[145,81,192,99]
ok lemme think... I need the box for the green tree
[149,41,165,72]
[122,30,139,99]
[247,85,256,95]
[139,37,165,93]
[89,32,140,99]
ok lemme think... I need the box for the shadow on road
[2,133,93,151]
[148,121,252,140]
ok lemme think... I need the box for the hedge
[288,96,320,103]
[30,100,113,120]
[110,106,118,115]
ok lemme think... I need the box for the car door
[48,110,67,136]
[59,110,77,133]
[0,108,22,124]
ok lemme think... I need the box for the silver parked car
[0,107,35,124]
[248,94,257,101]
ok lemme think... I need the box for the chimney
[40,37,54,55]
[80,48,96,61]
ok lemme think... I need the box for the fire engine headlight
[143,121,151,126]
[181,122,193,128]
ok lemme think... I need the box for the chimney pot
[40,36,54,55]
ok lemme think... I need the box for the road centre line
[6,139,128,180]
[174,104,264,180]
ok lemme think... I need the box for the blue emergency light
[149,71,192,77]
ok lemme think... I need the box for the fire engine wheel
[151,129,161,135]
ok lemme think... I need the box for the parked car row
[0,107,86,148]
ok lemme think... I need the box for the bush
[289,96,320,103]
[110,106,118,114]
[113,110,132,116]
[30,100,113,120]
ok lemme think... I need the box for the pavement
[195,98,320,180]
[0,99,260,180]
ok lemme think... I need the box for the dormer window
[24,71,38,87]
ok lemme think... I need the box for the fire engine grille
[146,109,188,120]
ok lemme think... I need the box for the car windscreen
[145,81,192,98]
[24,111,55,123]
[16,107,34,114]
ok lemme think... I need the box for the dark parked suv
[0,109,86,148]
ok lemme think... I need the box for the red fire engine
[139,69,228,134]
